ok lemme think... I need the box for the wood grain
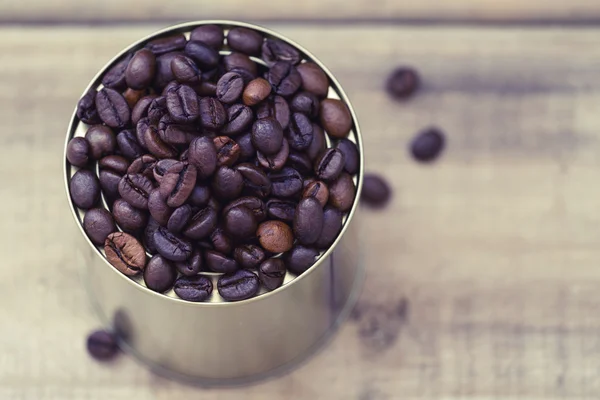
[3,24,600,399]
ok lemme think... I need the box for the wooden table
[4,2,600,399]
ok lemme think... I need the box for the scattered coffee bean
[257,220,294,253]
[218,270,259,301]
[87,330,119,361]
[66,137,90,167]
[83,208,117,245]
[144,255,176,292]
[70,169,101,209]
[410,127,445,162]
[258,258,286,290]
[174,275,213,302]
[285,245,319,275]
[104,232,147,275]
[386,67,420,99]
[361,174,392,207]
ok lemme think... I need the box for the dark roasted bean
[174,275,213,302]
[112,198,148,233]
[234,244,266,269]
[216,72,244,104]
[125,49,156,89]
[262,39,301,65]
[185,40,219,70]
[410,127,445,162]
[102,54,132,90]
[159,162,197,207]
[269,167,303,198]
[206,250,239,274]
[95,88,130,129]
[336,139,359,174]
[217,270,259,301]
[221,104,253,136]
[127,155,157,180]
[70,169,100,209]
[258,258,286,290]
[144,255,176,292]
[287,112,314,150]
[146,34,187,55]
[296,62,329,97]
[267,61,301,97]
[361,174,392,207]
[285,245,319,275]
[213,136,241,166]
[237,163,271,198]
[315,206,343,249]
[77,90,101,124]
[223,196,267,222]
[302,180,329,207]
[183,206,218,240]
[190,24,224,50]
[175,249,203,276]
[66,137,90,167]
[153,226,193,262]
[116,129,144,160]
[328,172,355,212]
[294,197,323,245]
[118,173,154,209]
[257,136,289,171]
[256,95,290,130]
[211,166,244,200]
[266,199,296,222]
[188,136,218,178]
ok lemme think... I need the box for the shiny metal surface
[64,20,364,384]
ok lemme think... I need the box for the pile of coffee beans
[67,24,360,302]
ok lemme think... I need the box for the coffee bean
[99,155,130,174]
[229,67,257,84]
[314,148,345,182]
[158,115,195,145]
[267,61,301,97]
[223,197,267,222]
[234,244,266,269]
[87,330,119,361]
[77,90,100,124]
[66,137,90,167]
[153,52,183,90]
[148,188,173,225]
[302,180,329,207]
[123,88,146,109]
[386,67,420,99]
[290,91,320,118]
[211,166,244,200]
[152,158,178,184]
[257,220,293,253]
[257,136,289,171]
[224,206,257,239]
[147,95,167,123]
[70,169,100,209]
[166,84,199,123]
[262,39,301,65]
[215,72,243,104]
[206,250,238,273]
[223,52,258,76]
[287,112,314,150]
[243,78,271,106]
[306,123,326,161]
[258,258,286,290]
[144,255,176,292]
[336,139,359,174]
[227,27,263,55]
[294,197,323,245]
[99,170,122,204]
[159,162,197,207]
[183,206,218,240]
[210,227,233,255]
[95,88,130,129]
[144,125,178,159]
[269,167,303,198]
[286,151,312,175]
[175,249,203,276]
[217,270,259,301]
[102,54,132,90]
[361,174,392,207]
[190,24,224,50]
[132,95,158,125]
[319,99,352,139]
[410,127,445,162]
[170,54,202,85]
[315,206,343,249]
[83,208,116,245]
[213,136,241,166]
[235,131,255,161]
[237,163,271,198]
[83,125,116,161]
[266,199,296,222]
[188,184,211,207]
[221,104,254,136]
[174,275,212,302]
[285,245,319,275]
[162,80,181,96]
[328,172,355,212]
[185,40,219,70]
[118,173,154,210]
[144,218,160,254]
[256,95,290,130]
[116,129,144,160]
[167,204,193,233]
[125,49,156,90]
[153,226,193,262]
[112,198,148,232]
[296,62,329,97]
[146,34,187,55]
[127,155,157,180]
[104,232,147,275]
[188,136,218,178]
[303,177,316,189]
[252,117,283,155]
[198,97,226,130]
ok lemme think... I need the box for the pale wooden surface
[4,23,600,399]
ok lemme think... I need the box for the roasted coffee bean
[294,197,323,245]
[237,163,271,198]
[66,137,90,167]
[242,78,271,106]
[336,139,359,174]
[223,52,258,76]
[166,84,199,123]
[153,158,179,184]
[303,177,316,189]
[206,250,238,273]
[257,220,294,253]
[257,135,289,171]
[112,199,148,232]
[159,162,197,207]
[170,54,202,85]
[144,125,178,159]
[83,208,116,246]
[266,199,296,222]
[235,131,255,161]
[153,52,183,90]
[127,155,157,179]
[104,232,147,275]
[174,275,213,301]
[229,67,257,84]
[190,24,224,50]
[210,227,233,255]
[387,67,420,99]
[410,127,445,162]
[99,155,130,174]
[223,197,267,222]
[123,88,146,109]
[211,166,243,200]
[361,174,392,207]
[175,249,203,276]
[287,112,314,150]
[84,125,116,160]
[256,95,290,130]
[328,172,355,212]
[258,258,286,290]
[144,255,176,292]
[285,245,319,275]
[302,180,329,207]
[132,95,158,125]
[216,72,244,104]
[87,330,119,361]
[269,167,303,198]
[314,148,345,182]
[144,218,160,253]
[117,129,144,161]
[224,206,257,239]
[117,173,153,210]
[125,49,156,90]
[267,61,301,97]
[77,90,100,124]
[158,115,195,145]
[70,169,100,209]
[188,136,218,178]
[286,151,312,175]
[320,99,352,139]
[95,88,130,129]
[296,62,329,97]
[306,123,326,161]
[99,170,122,204]
[290,91,320,118]
[315,206,343,249]
[148,188,173,225]
[217,270,259,301]
[252,117,283,155]
[262,39,301,65]
[102,54,132,90]
[147,96,167,123]
[234,244,266,269]
[153,226,193,262]
[146,34,187,55]
[162,80,181,96]
[221,104,253,136]
[167,204,193,233]
[185,40,219,70]
[213,136,241,166]
[198,97,226,130]
[227,27,263,55]
[183,206,218,239]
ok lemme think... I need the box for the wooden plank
[3,24,600,399]
[1,0,600,23]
